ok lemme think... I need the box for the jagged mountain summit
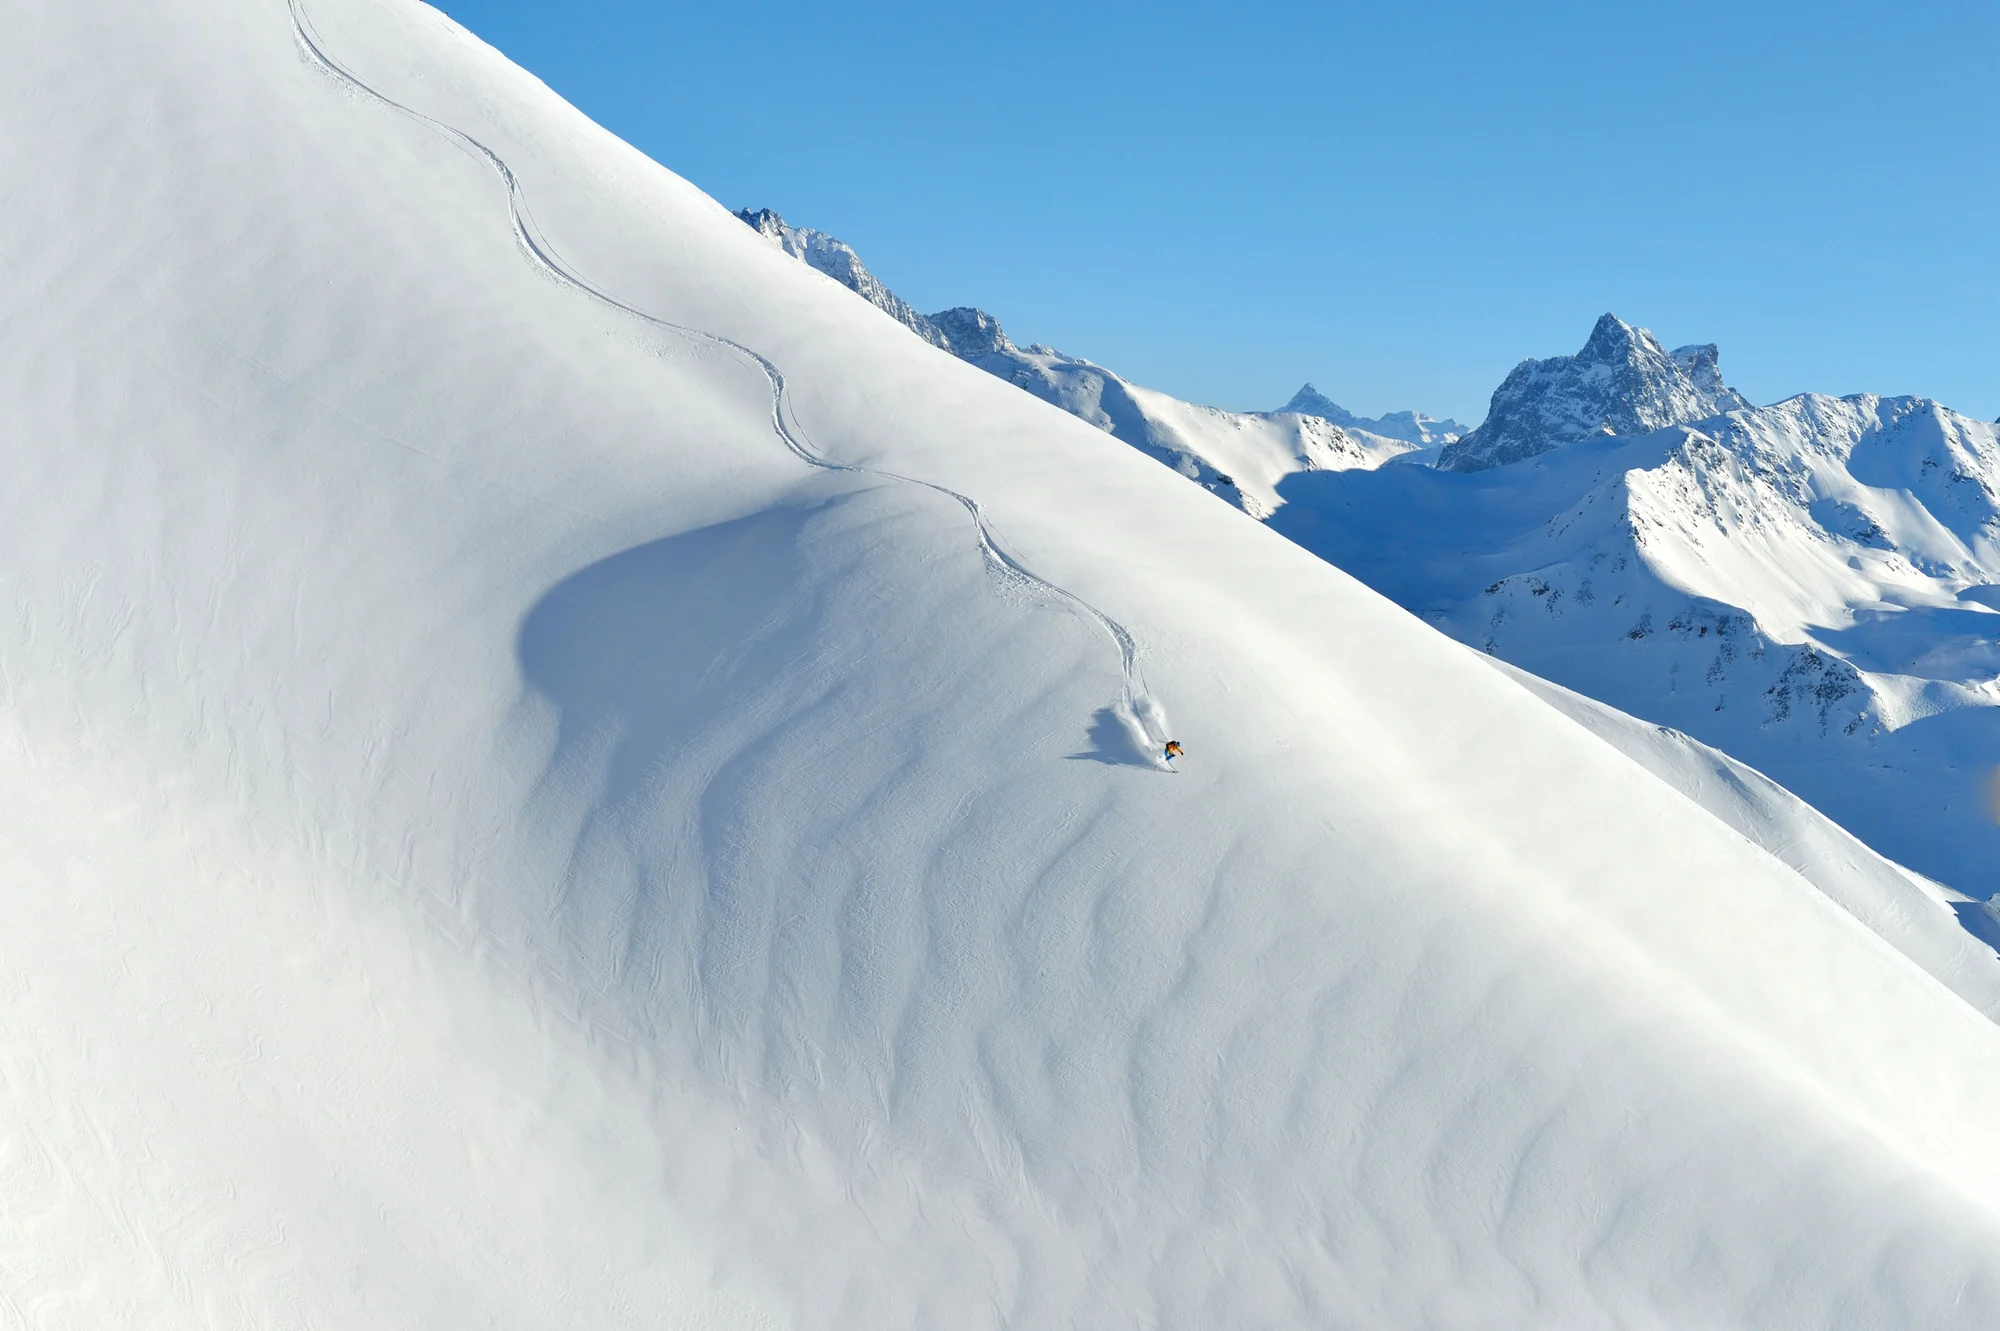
[1276,316,2000,899]
[17,2,2000,1324]
[1439,313,1751,472]
[737,207,1435,514]
[1280,382,1466,448]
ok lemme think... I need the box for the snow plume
[1081,698,1173,768]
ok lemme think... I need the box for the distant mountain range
[735,208,1464,515]
[739,207,2000,911]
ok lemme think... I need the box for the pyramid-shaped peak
[1282,383,1348,419]
[1578,313,1666,365]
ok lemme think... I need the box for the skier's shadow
[1066,705,1162,770]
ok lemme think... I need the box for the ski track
[286,0,1152,730]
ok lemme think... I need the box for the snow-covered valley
[8,2,2000,1327]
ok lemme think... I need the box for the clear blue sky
[435,0,1996,425]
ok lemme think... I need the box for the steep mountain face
[737,209,1427,514]
[1276,319,2000,898]
[1439,313,1750,472]
[1280,382,1466,448]
[17,4,2000,1326]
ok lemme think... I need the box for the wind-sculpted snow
[1439,313,1751,472]
[10,2,2000,1327]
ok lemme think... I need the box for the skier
[1162,740,1184,764]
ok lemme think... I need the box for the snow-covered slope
[1486,658,2000,1018]
[12,3,2000,1327]
[736,210,1428,514]
[1277,318,2000,899]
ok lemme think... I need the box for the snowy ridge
[734,208,953,352]
[737,208,1432,514]
[1277,315,2000,898]
[11,2,2000,1326]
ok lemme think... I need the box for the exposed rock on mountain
[1439,313,1750,472]
[927,305,1013,358]
[734,208,951,350]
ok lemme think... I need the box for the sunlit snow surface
[7,0,2000,1326]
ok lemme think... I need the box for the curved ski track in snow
[287,0,1148,722]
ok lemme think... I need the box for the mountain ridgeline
[733,211,2000,906]
[734,208,1462,515]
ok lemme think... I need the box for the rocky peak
[1577,310,1656,364]
[1672,343,1732,400]
[927,306,1015,359]
[1439,314,1750,472]
[735,206,788,244]
[1282,383,1348,420]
